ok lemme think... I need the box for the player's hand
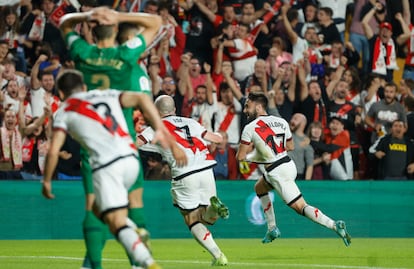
[42,180,55,199]
[171,142,188,167]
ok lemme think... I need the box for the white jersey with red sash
[240,115,292,164]
[53,90,137,170]
[139,115,216,180]
[228,37,257,81]
[214,98,242,145]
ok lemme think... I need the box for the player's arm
[236,142,250,161]
[94,6,161,47]
[286,138,294,151]
[202,131,223,144]
[59,11,92,37]
[42,129,67,199]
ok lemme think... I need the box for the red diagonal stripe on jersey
[163,120,213,160]
[65,98,131,140]
[255,120,284,154]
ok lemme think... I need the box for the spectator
[266,37,293,80]
[182,0,215,65]
[221,22,258,83]
[1,79,32,121]
[20,0,68,64]
[30,55,59,118]
[269,64,296,122]
[328,78,361,179]
[349,0,385,79]
[0,6,27,73]
[0,40,11,63]
[365,82,407,145]
[374,120,414,180]
[281,4,322,65]
[1,58,25,88]
[190,84,216,131]
[323,41,360,69]
[19,98,51,180]
[209,130,239,180]
[325,117,353,180]
[242,59,272,95]
[362,6,409,82]
[307,121,337,180]
[298,78,334,132]
[317,0,354,41]
[287,113,314,180]
[214,82,242,147]
[295,2,319,38]
[157,3,186,77]
[152,74,185,117]
[317,7,341,46]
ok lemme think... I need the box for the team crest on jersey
[139,77,150,92]
[126,37,142,49]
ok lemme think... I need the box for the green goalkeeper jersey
[65,31,151,137]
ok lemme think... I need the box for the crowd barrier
[0,180,413,239]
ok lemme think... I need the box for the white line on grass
[0,256,409,269]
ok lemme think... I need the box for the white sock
[302,205,335,229]
[202,205,219,224]
[126,217,137,229]
[117,226,154,267]
[190,222,222,258]
[259,193,276,230]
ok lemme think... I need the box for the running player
[137,95,230,266]
[236,92,351,246]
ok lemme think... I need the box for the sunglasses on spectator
[163,80,175,85]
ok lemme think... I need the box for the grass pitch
[0,238,413,269]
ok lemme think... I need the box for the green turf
[0,238,413,269]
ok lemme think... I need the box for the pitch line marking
[0,256,410,269]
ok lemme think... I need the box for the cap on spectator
[330,116,345,125]
[380,22,392,31]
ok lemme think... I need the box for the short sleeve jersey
[139,115,216,178]
[240,115,292,164]
[53,90,137,169]
[66,31,149,136]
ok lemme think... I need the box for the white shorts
[265,159,300,205]
[171,169,217,210]
[93,156,139,214]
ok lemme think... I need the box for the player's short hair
[248,92,268,109]
[116,22,139,44]
[56,69,84,95]
[92,24,114,41]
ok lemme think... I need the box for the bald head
[154,95,176,116]
[290,113,307,133]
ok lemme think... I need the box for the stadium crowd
[1,0,414,181]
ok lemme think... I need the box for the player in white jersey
[137,95,230,266]
[236,92,351,247]
[41,70,187,269]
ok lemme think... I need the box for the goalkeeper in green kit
[59,6,161,269]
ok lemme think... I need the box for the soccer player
[236,92,351,246]
[59,7,161,269]
[137,95,230,266]
[42,69,186,269]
